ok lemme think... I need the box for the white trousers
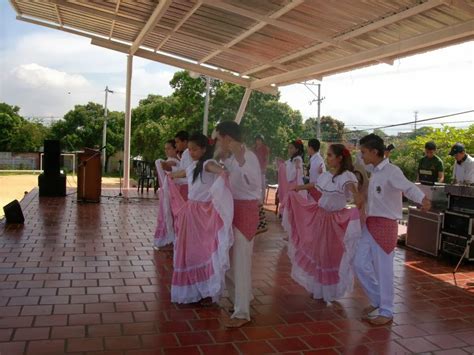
[225,228,254,320]
[260,173,266,203]
[354,226,394,318]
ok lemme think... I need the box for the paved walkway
[0,189,473,354]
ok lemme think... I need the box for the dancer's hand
[420,197,431,211]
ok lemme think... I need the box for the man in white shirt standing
[354,134,430,325]
[214,121,262,328]
[307,138,326,184]
[450,143,474,185]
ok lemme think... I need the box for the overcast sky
[1,1,473,134]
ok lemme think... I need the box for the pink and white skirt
[286,191,361,302]
[154,160,175,248]
[171,176,234,304]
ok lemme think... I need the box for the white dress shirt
[176,149,192,185]
[309,152,326,184]
[316,171,357,212]
[186,160,218,202]
[222,147,262,200]
[367,159,425,220]
[453,154,474,184]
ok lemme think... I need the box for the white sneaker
[367,308,380,319]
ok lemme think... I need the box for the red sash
[308,187,322,202]
[233,199,259,241]
[366,217,398,254]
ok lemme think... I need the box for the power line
[350,119,473,127]
[347,109,474,133]
[351,119,474,129]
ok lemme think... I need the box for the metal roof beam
[155,0,202,51]
[90,38,278,95]
[199,0,304,64]
[202,0,360,53]
[108,0,121,40]
[443,0,474,16]
[250,19,474,88]
[130,0,173,55]
[243,0,447,75]
[49,0,144,28]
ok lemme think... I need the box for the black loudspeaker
[39,139,66,197]
[38,174,67,197]
[3,200,25,224]
[43,140,61,176]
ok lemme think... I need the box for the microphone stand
[118,160,123,197]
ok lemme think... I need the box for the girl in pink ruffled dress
[154,140,180,250]
[168,133,234,304]
[287,144,363,303]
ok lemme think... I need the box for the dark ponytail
[189,132,215,184]
[290,139,305,162]
[329,144,355,182]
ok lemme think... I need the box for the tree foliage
[0,102,49,152]
[390,125,474,182]
[49,102,124,171]
[302,115,346,142]
[130,71,303,162]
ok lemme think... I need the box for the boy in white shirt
[214,121,262,328]
[307,138,326,184]
[354,134,430,325]
[450,142,474,184]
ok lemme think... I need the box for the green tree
[0,103,23,151]
[10,119,50,152]
[130,71,303,166]
[49,102,123,172]
[302,116,346,142]
[390,125,474,182]
[0,103,49,152]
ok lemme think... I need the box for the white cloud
[0,31,177,118]
[0,62,95,117]
[12,63,88,88]
[1,31,144,74]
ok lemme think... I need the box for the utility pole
[102,86,114,173]
[316,83,321,140]
[414,110,418,136]
[303,82,324,140]
[203,76,211,135]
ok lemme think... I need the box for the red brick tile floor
[0,188,473,354]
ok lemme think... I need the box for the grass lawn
[0,173,133,218]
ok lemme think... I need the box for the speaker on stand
[38,140,66,197]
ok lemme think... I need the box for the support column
[203,76,211,135]
[123,54,133,189]
[234,88,252,124]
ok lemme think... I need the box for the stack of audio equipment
[441,185,474,261]
[406,183,447,256]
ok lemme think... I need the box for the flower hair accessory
[295,139,303,145]
[208,138,214,145]
[342,148,351,157]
